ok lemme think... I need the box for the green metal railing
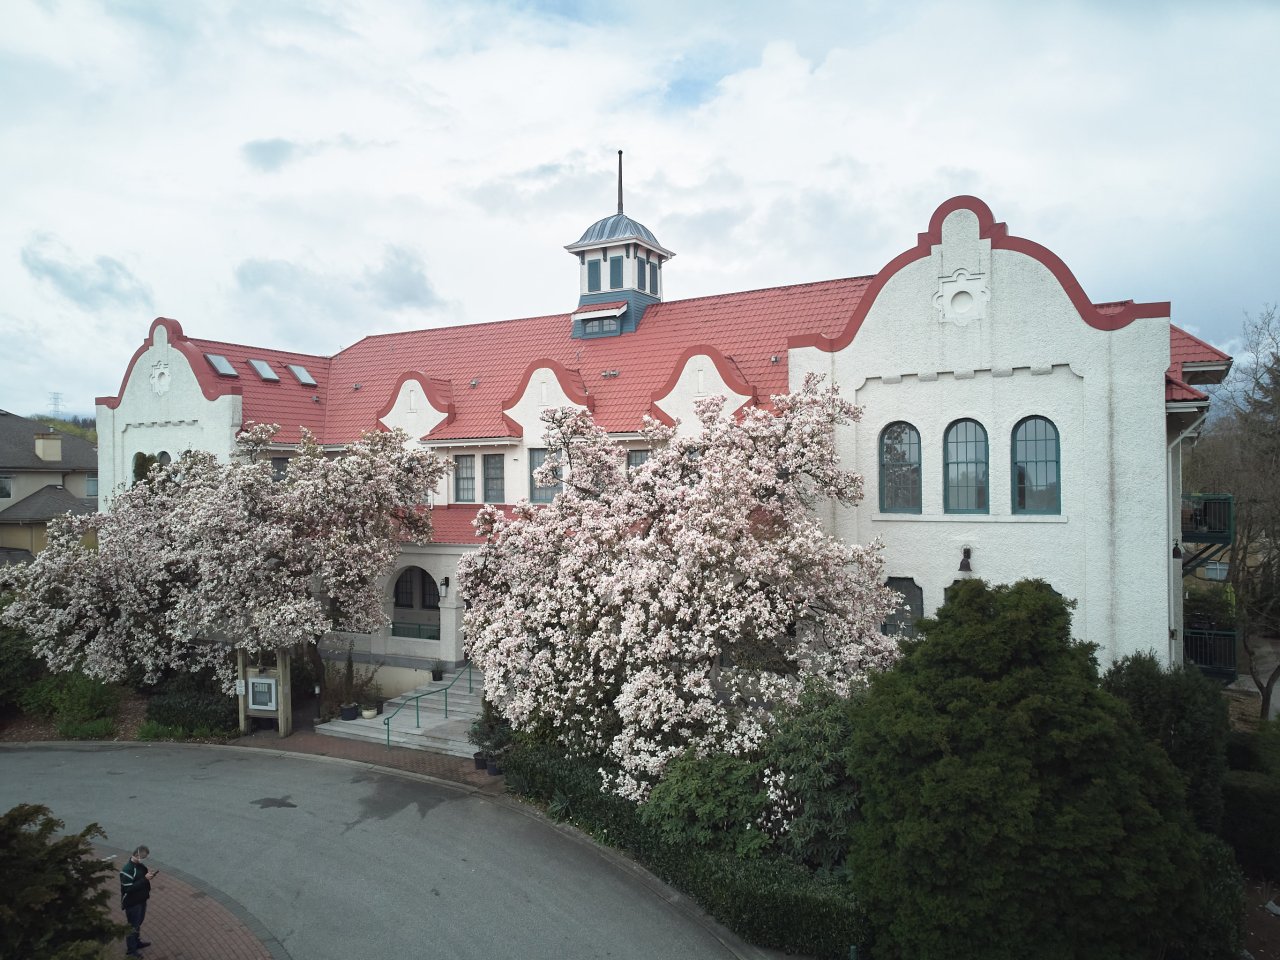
[391,621,441,640]
[382,662,474,748]
[1184,627,1238,684]
[1181,494,1234,545]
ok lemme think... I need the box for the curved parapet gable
[789,196,1171,355]
[97,317,243,409]
[376,371,455,440]
[649,345,757,432]
[501,359,594,439]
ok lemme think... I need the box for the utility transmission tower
[48,392,63,418]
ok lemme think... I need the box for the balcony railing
[1184,627,1237,684]
[1181,494,1234,545]
[391,621,441,640]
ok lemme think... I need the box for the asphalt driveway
[0,743,754,960]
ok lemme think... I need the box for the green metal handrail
[391,621,441,640]
[382,662,474,748]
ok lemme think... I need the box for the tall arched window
[882,577,924,636]
[944,419,988,513]
[879,422,922,513]
[1011,416,1060,514]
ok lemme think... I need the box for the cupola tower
[565,151,674,338]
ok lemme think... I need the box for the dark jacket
[120,859,151,909]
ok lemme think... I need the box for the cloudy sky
[1,0,1277,416]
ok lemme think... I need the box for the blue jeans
[125,901,147,952]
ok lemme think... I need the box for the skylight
[287,364,317,387]
[205,354,238,377]
[248,359,280,382]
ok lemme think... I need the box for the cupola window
[637,256,647,292]
[609,256,623,290]
[587,260,601,293]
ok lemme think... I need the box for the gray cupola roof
[564,151,675,259]
[573,213,661,248]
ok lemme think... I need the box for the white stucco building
[96,189,1231,696]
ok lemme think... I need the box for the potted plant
[430,659,446,682]
[339,643,359,720]
[360,706,378,720]
[468,699,513,775]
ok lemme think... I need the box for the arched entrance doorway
[391,567,442,640]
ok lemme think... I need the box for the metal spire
[617,150,624,215]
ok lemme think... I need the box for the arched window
[944,419,988,513]
[882,577,924,637]
[393,570,414,608]
[420,570,440,609]
[1011,416,1060,514]
[879,422,922,513]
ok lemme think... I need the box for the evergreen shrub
[145,690,238,734]
[56,717,115,740]
[20,673,120,725]
[1222,769,1280,878]
[502,739,863,958]
[1101,651,1229,832]
[0,597,43,714]
[847,578,1239,960]
[1226,722,1280,774]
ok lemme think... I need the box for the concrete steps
[315,669,486,758]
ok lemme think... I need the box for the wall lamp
[959,547,972,573]
[1172,541,1183,560]
[439,576,450,598]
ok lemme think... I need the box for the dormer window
[205,354,237,377]
[248,359,280,381]
[286,364,317,387]
[587,260,601,293]
[609,256,623,290]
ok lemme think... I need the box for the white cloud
[0,0,1277,415]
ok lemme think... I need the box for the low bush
[145,689,238,734]
[136,721,188,741]
[56,717,116,740]
[1226,723,1280,775]
[1165,834,1245,960]
[20,673,121,725]
[1222,769,1280,879]
[0,597,44,714]
[642,751,769,858]
[503,739,863,959]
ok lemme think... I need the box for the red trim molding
[373,370,457,437]
[96,317,243,409]
[647,345,758,424]
[789,196,1170,355]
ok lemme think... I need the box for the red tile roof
[187,336,332,443]
[428,503,497,544]
[1164,325,1229,406]
[319,276,872,443]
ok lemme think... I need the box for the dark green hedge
[1226,726,1280,775]
[145,690,238,734]
[1222,769,1280,879]
[503,740,864,959]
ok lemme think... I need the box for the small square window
[609,256,623,290]
[587,260,601,293]
[0,475,13,498]
[85,473,98,497]
[271,457,289,481]
[627,449,649,470]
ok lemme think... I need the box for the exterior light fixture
[440,576,450,598]
[1172,541,1183,560]
[959,547,972,572]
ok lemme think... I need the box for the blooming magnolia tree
[0,426,446,690]
[460,375,900,800]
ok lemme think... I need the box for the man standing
[119,844,157,958]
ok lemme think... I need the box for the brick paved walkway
[98,845,278,960]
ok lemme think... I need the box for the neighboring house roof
[0,484,94,522]
[0,546,35,566]
[0,411,97,471]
